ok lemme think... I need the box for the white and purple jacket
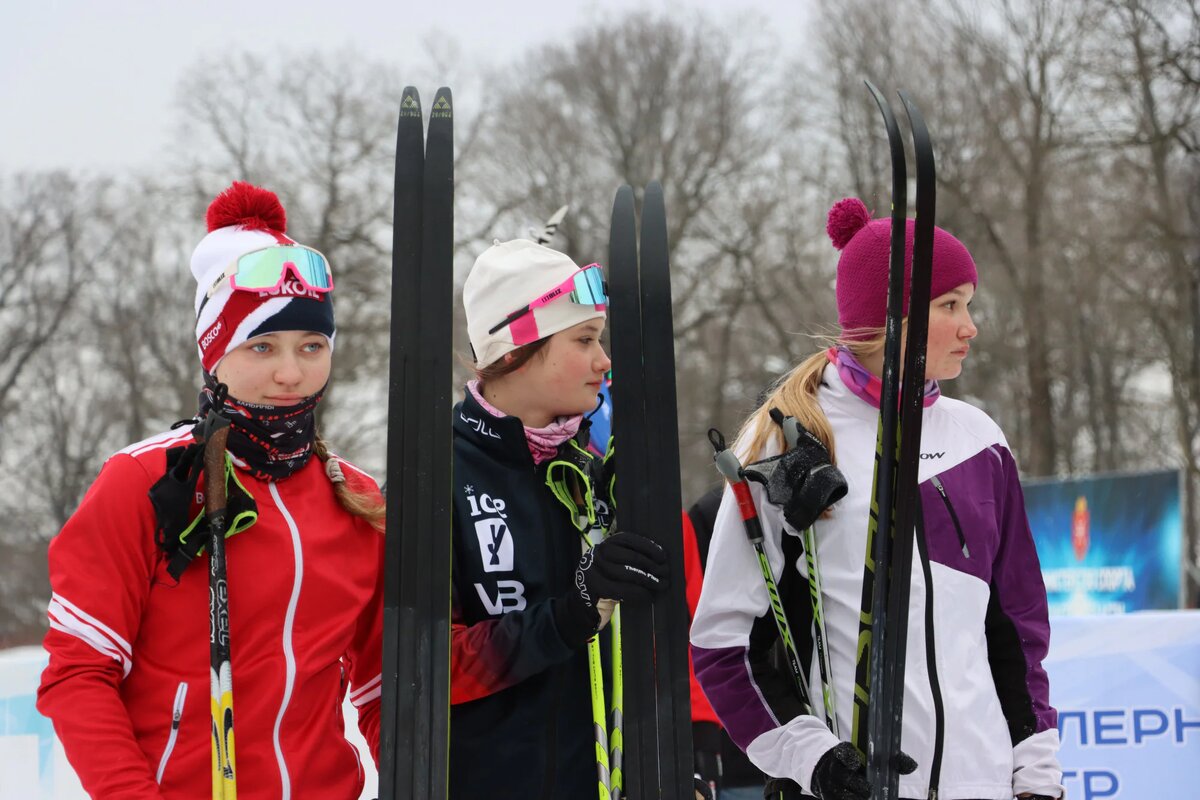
[691,363,1064,799]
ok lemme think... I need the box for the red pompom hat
[827,197,977,337]
[191,182,336,374]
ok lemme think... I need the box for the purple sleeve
[691,644,782,751]
[986,445,1057,740]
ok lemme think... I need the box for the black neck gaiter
[198,373,324,481]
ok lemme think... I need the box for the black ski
[608,182,694,799]
[849,83,937,799]
[639,181,694,800]
[380,85,454,800]
[874,91,935,799]
[850,81,907,787]
[607,185,653,799]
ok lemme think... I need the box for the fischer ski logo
[475,519,513,572]
[474,580,526,614]
[459,410,500,439]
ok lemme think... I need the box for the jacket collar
[454,388,595,470]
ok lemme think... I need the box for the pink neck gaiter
[826,347,940,409]
[468,380,583,465]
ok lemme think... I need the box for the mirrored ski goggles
[206,245,334,298]
[487,263,608,344]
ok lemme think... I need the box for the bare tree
[0,174,116,421]
[1092,0,1200,594]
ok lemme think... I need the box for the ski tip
[896,91,927,128]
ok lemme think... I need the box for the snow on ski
[380,85,454,800]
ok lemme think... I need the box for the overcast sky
[4,0,809,174]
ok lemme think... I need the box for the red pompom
[206,181,287,233]
[826,197,871,250]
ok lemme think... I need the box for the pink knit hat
[827,197,977,336]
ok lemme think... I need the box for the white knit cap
[192,182,335,374]
[463,239,606,369]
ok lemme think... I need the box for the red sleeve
[36,454,167,800]
[450,582,578,704]
[683,511,720,725]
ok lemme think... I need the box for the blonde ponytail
[735,330,887,464]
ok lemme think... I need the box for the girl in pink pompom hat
[691,199,1065,800]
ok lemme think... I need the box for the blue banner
[1023,469,1182,615]
[1047,610,1200,800]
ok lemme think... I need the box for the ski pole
[201,402,237,800]
[707,429,814,714]
[608,604,623,800]
[768,409,839,736]
[581,528,613,800]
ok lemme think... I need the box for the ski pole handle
[707,429,765,545]
[768,407,802,450]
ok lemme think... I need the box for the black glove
[809,742,917,800]
[693,776,715,800]
[554,532,668,646]
[576,531,668,605]
[743,417,848,532]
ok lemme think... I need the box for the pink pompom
[206,181,287,233]
[826,197,871,250]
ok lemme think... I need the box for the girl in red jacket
[37,182,386,799]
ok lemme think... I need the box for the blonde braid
[314,431,386,532]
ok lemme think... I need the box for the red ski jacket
[37,426,384,800]
[682,510,720,728]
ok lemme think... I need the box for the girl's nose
[275,354,304,385]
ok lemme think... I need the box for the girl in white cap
[38,182,386,799]
[450,238,671,798]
